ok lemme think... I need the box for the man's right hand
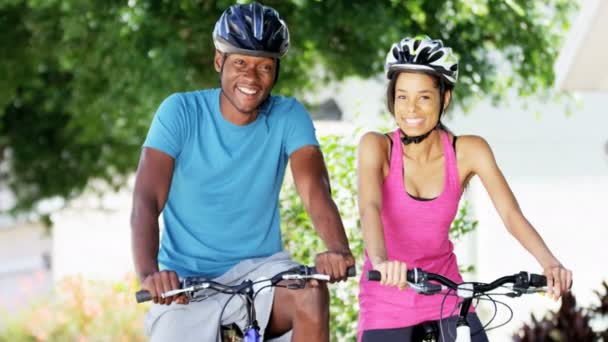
[140,270,188,305]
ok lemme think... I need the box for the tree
[0,0,577,215]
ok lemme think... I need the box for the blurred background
[1,0,607,341]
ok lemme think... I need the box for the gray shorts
[144,251,297,342]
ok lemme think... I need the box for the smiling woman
[356,35,572,342]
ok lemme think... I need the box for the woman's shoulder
[454,134,491,150]
[359,131,392,147]
[359,131,392,157]
[454,135,496,168]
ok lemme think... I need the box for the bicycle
[367,268,547,342]
[136,265,356,342]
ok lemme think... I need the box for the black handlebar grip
[136,290,153,303]
[367,269,418,282]
[367,270,381,281]
[308,265,357,277]
[529,274,547,287]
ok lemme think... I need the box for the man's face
[215,51,276,117]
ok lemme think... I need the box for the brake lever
[160,283,210,299]
[409,281,444,295]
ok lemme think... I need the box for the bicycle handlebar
[367,268,546,295]
[136,265,356,303]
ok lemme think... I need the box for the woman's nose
[406,100,416,113]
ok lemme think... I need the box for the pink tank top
[358,129,467,338]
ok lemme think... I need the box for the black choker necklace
[400,128,434,145]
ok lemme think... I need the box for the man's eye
[259,64,273,73]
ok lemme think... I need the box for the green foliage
[0,274,148,341]
[0,0,578,215]
[450,201,478,240]
[280,134,478,341]
[281,135,361,340]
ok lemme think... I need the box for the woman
[357,36,572,341]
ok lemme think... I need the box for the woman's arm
[358,132,407,289]
[462,135,572,299]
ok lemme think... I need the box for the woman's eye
[397,95,406,100]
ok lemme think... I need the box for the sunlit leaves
[0,0,578,214]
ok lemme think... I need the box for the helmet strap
[218,53,228,87]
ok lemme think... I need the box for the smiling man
[130,2,354,341]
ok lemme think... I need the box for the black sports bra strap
[385,132,393,156]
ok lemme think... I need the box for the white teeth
[405,118,423,124]
[238,86,257,95]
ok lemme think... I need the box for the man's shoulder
[172,88,220,103]
[157,88,220,118]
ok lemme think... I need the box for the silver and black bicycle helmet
[213,2,290,59]
[385,36,459,144]
[385,36,458,84]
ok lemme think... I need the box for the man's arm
[130,147,184,304]
[289,145,355,281]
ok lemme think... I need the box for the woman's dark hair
[386,70,454,126]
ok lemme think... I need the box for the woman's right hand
[374,260,408,290]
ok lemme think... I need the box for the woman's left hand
[543,264,573,300]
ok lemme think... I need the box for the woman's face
[393,72,446,137]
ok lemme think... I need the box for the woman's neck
[401,129,442,162]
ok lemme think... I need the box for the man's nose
[242,66,260,80]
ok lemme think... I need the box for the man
[130,2,355,341]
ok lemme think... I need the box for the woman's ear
[443,89,452,111]
[214,50,224,73]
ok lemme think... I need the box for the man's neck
[219,91,259,125]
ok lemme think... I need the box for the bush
[513,281,608,342]
[0,274,148,341]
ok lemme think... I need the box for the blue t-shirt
[143,89,319,277]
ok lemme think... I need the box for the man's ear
[214,50,224,73]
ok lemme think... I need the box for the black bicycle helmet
[213,2,290,59]
[385,36,459,144]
